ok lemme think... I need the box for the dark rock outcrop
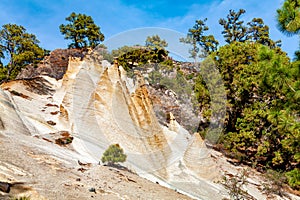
[17,48,87,80]
[148,84,200,133]
[0,118,4,130]
[0,182,10,193]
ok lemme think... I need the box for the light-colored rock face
[1,51,294,200]
[0,88,31,136]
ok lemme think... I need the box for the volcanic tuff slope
[0,48,298,200]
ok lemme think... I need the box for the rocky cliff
[0,48,297,200]
[16,48,87,80]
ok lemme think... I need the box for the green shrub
[101,144,127,165]
[0,66,7,83]
[220,169,255,200]
[286,168,300,191]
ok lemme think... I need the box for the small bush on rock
[101,144,127,166]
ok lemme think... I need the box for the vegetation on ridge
[188,7,300,193]
[0,24,45,82]
[59,12,105,49]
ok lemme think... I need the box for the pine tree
[219,9,247,43]
[59,12,104,48]
[247,18,281,48]
[277,0,300,35]
[0,24,44,81]
[101,144,127,166]
[276,0,300,59]
[145,35,168,49]
[180,18,218,61]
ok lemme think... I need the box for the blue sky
[0,0,298,59]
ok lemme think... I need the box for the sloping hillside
[0,127,192,200]
[0,49,298,200]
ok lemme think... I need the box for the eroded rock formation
[0,49,295,200]
[17,48,88,80]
